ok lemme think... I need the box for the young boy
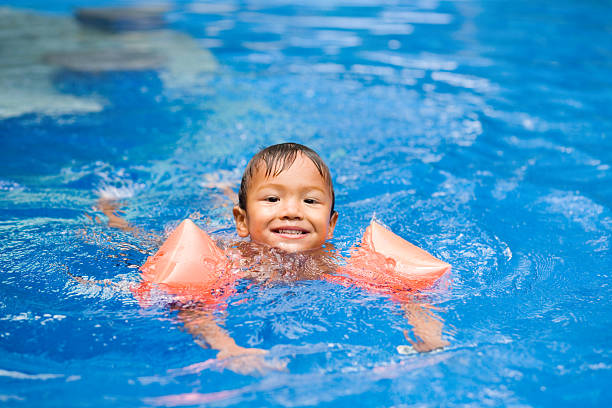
[133,143,448,374]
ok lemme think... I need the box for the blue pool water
[1,0,611,406]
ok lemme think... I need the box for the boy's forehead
[250,155,332,190]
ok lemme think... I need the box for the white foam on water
[361,51,458,71]
[0,180,24,191]
[431,71,495,93]
[0,369,63,380]
[540,190,605,232]
[380,10,453,25]
[96,184,139,200]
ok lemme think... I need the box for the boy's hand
[404,329,450,353]
[96,199,130,230]
[217,346,287,375]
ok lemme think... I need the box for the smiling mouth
[272,228,308,236]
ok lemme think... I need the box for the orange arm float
[134,219,236,305]
[332,221,450,295]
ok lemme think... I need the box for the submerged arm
[401,302,449,352]
[177,307,285,375]
[177,308,261,358]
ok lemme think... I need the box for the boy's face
[233,154,338,252]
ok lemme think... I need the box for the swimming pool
[1,0,610,406]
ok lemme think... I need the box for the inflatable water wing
[335,221,450,293]
[137,219,234,303]
[141,219,225,285]
[363,221,451,282]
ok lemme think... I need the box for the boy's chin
[257,238,320,253]
[271,242,311,253]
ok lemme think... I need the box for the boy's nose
[280,198,302,219]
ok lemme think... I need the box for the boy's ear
[327,211,339,239]
[233,205,250,238]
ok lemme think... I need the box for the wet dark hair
[238,143,335,215]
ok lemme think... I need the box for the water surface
[0,0,610,406]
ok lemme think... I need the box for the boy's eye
[304,198,317,204]
[265,196,279,203]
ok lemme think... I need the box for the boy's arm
[401,302,449,352]
[177,308,285,375]
[177,309,266,359]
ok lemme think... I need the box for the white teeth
[277,229,304,235]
